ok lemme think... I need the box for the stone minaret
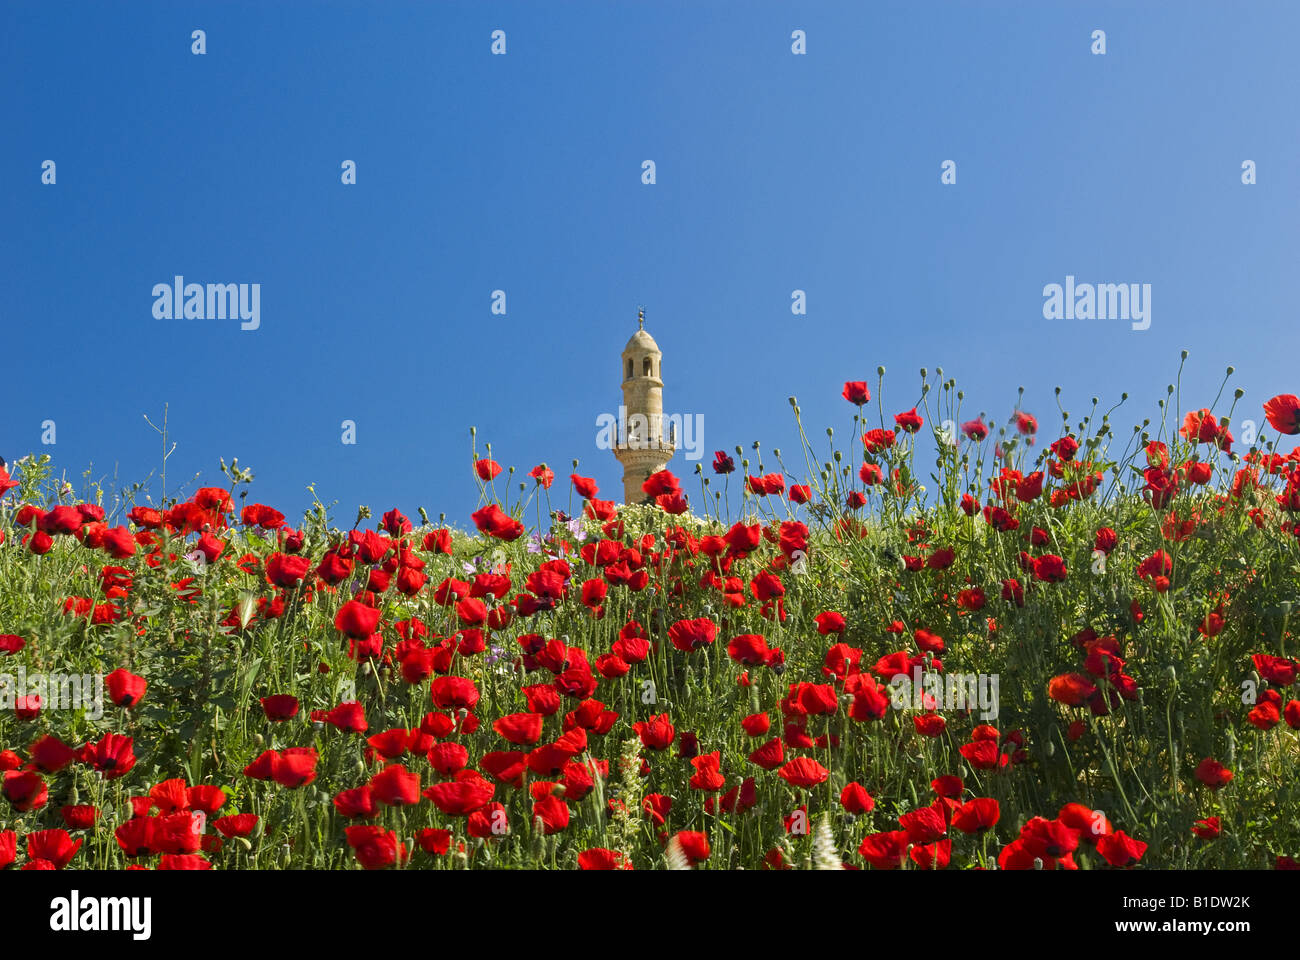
[614,309,676,503]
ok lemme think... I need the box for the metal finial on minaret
[637,307,645,330]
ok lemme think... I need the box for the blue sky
[3,1,1297,528]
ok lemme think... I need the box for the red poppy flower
[417,828,453,854]
[187,785,225,818]
[579,847,632,870]
[531,794,571,834]
[747,737,784,771]
[266,552,312,588]
[861,429,895,453]
[1264,394,1300,434]
[487,710,541,745]
[214,813,258,839]
[271,747,319,788]
[909,838,951,870]
[345,825,407,869]
[684,752,723,792]
[60,804,101,831]
[111,817,155,858]
[89,733,136,780]
[726,633,770,665]
[370,764,421,805]
[334,600,380,640]
[899,806,947,844]
[894,408,923,433]
[260,694,300,721]
[19,829,79,869]
[424,776,495,816]
[1032,554,1067,582]
[427,742,470,776]
[952,798,1000,834]
[322,701,367,733]
[1020,817,1080,860]
[858,830,909,870]
[105,668,147,708]
[1096,831,1147,867]
[157,854,212,871]
[674,830,710,865]
[1194,757,1233,790]
[842,382,870,405]
[958,739,1006,771]
[1048,673,1096,707]
[667,617,717,652]
[471,504,524,541]
[570,474,599,498]
[462,753,518,791]
[28,735,75,774]
[840,782,875,814]
[243,750,277,781]
[431,676,480,711]
[1252,654,1297,686]
[423,528,454,554]
[1051,435,1079,460]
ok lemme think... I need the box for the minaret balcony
[614,439,676,454]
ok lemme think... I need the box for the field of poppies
[3,368,1300,871]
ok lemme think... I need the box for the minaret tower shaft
[613,309,676,503]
